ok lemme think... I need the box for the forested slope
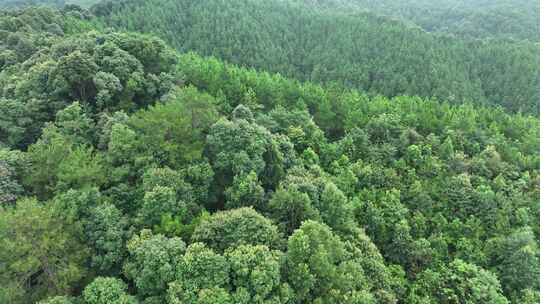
[0,0,64,8]
[91,0,540,115]
[347,0,540,42]
[1,7,540,304]
[0,0,101,9]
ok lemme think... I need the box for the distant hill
[93,0,540,115]
[335,0,540,42]
[0,0,101,9]
[0,0,65,9]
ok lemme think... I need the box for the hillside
[347,0,540,42]
[92,0,540,115]
[1,6,540,304]
[0,0,101,9]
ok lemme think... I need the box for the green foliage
[487,227,540,298]
[0,10,177,149]
[517,289,540,304]
[24,124,103,199]
[0,199,89,304]
[206,106,284,196]
[168,287,233,304]
[123,230,186,300]
[83,277,136,304]
[54,102,95,145]
[168,242,291,304]
[315,182,355,234]
[285,220,378,303]
[128,86,219,167]
[38,296,75,304]
[268,185,320,236]
[409,259,509,304]
[0,149,27,204]
[139,186,186,227]
[225,245,290,303]
[192,208,281,252]
[86,203,129,276]
[153,210,210,240]
[173,243,230,301]
[224,171,265,210]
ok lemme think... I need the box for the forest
[92,0,540,115]
[1,2,540,304]
[347,0,540,42]
[0,0,99,8]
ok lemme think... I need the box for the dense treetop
[1,4,540,304]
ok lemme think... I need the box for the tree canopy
[1,4,540,304]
